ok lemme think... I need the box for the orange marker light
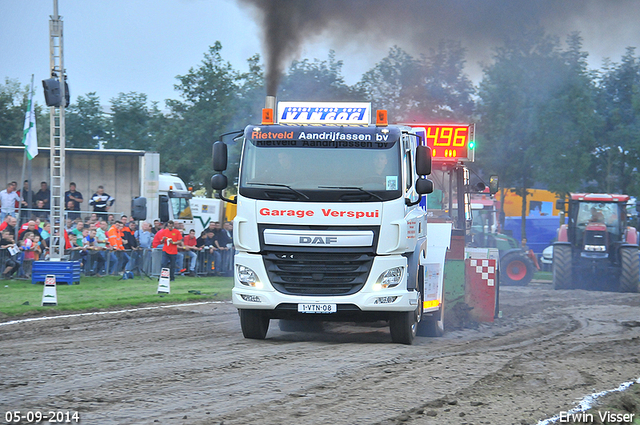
[423,299,440,309]
[376,110,388,126]
[262,108,274,125]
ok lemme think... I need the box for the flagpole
[17,74,35,238]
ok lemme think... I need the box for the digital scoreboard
[405,124,475,162]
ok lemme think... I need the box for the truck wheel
[501,252,534,286]
[239,309,270,339]
[417,303,444,337]
[552,245,573,290]
[389,308,418,345]
[619,247,639,293]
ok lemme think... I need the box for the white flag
[22,75,38,160]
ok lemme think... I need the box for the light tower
[48,0,66,260]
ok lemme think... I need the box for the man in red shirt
[181,228,201,276]
[160,220,182,281]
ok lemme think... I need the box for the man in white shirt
[0,183,23,222]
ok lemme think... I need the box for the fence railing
[0,247,234,280]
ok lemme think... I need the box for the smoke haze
[238,0,640,95]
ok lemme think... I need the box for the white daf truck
[212,100,441,344]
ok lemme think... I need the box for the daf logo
[299,236,338,245]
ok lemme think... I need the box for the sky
[1,0,640,108]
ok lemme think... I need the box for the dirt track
[1,282,639,425]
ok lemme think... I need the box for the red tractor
[553,193,639,292]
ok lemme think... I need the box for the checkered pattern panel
[469,259,496,287]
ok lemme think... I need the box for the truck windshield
[239,129,402,202]
[170,197,192,220]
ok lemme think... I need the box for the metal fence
[0,247,234,280]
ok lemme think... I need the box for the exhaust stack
[262,96,276,125]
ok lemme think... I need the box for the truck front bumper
[231,251,419,316]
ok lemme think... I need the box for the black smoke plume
[238,0,640,95]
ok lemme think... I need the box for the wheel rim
[506,259,527,281]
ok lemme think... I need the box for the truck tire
[619,247,639,293]
[389,308,419,345]
[417,304,444,337]
[239,309,270,340]
[501,252,534,286]
[552,245,573,290]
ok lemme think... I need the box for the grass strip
[0,275,233,319]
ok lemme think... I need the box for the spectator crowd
[1,181,234,280]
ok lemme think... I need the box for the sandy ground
[1,282,639,425]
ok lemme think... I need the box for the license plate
[298,303,337,314]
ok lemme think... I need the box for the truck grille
[263,252,374,296]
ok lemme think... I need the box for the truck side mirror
[489,175,499,195]
[555,198,565,212]
[415,146,432,176]
[415,177,434,195]
[211,173,228,191]
[213,141,228,172]
[159,195,170,223]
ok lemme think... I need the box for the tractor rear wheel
[501,252,534,286]
[552,245,573,290]
[619,247,639,293]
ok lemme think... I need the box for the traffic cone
[157,267,171,294]
[41,274,58,306]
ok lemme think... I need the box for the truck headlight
[373,267,403,290]
[236,265,263,289]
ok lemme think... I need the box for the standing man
[64,182,83,216]
[160,220,182,281]
[107,220,129,275]
[17,180,33,210]
[89,186,115,220]
[34,182,50,210]
[0,183,22,222]
[214,221,234,275]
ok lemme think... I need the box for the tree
[158,42,242,191]
[0,78,28,146]
[476,28,597,239]
[594,47,640,194]
[413,40,475,122]
[357,43,475,123]
[356,46,422,121]
[109,92,156,150]
[533,33,599,196]
[278,51,364,102]
[66,92,107,148]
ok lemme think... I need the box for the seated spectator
[33,199,49,221]
[66,200,81,221]
[20,231,39,278]
[1,230,20,279]
[71,221,85,239]
[18,220,41,240]
[64,218,75,233]
[181,229,201,276]
[197,229,221,275]
[0,215,17,236]
[83,228,106,276]
[152,219,162,235]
